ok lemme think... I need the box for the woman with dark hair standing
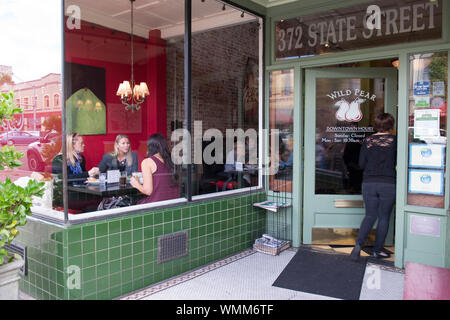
[350,113,397,260]
[130,133,179,203]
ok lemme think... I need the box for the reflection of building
[0,67,61,132]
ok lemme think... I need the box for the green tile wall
[16,191,266,300]
[16,220,66,300]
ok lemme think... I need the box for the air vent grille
[158,230,188,264]
[3,242,27,276]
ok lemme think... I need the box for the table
[68,182,139,197]
[225,166,259,189]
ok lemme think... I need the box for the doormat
[272,246,367,300]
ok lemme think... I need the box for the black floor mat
[272,247,367,300]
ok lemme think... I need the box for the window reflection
[0,0,62,214]
[269,69,294,192]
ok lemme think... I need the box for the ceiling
[66,0,258,40]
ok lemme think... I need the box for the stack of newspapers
[252,201,291,213]
[253,234,290,255]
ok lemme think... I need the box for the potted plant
[0,92,44,300]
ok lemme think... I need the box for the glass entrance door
[303,68,397,244]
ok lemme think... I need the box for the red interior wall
[64,21,167,170]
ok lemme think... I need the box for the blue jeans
[356,182,396,253]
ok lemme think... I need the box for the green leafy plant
[0,92,44,265]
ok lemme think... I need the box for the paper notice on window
[413,109,440,139]
[432,81,445,96]
[414,96,430,108]
[409,143,445,169]
[408,169,444,196]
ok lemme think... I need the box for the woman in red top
[130,133,179,203]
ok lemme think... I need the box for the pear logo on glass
[327,88,375,123]
[334,98,365,122]
[327,89,377,122]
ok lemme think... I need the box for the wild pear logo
[334,98,365,122]
[327,89,376,123]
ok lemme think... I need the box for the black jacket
[358,134,397,184]
[97,152,138,175]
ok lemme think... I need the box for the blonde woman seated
[98,134,138,175]
[52,133,99,184]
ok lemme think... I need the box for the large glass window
[2,0,262,217]
[0,0,62,204]
[407,52,448,208]
[60,0,186,214]
[188,0,261,196]
[56,0,261,215]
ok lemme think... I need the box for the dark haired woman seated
[130,133,179,204]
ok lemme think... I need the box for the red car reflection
[26,130,62,171]
[0,131,40,146]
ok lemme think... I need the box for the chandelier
[116,0,149,112]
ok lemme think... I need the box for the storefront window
[189,1,261,196]
[407,52,448,208]
[3,0,262,216]
[269,69,294,192]
[0,1,62,205]
[59,0,187,214]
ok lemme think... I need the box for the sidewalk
[120,246,405,300]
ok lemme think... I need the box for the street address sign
[275,0,443,60]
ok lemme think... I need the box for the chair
[199,138,238,193]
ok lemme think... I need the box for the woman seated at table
[98,134,138,175]
[52,133,99,183]
[130,133,179,203]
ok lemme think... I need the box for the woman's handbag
[97,195,132,210]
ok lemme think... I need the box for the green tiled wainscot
[16,191,266,300]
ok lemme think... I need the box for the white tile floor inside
[120,246,405,300]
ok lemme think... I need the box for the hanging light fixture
[116,0,149,112]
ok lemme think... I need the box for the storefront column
[146,30,167,138]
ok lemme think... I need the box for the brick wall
[166,22,260,148]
